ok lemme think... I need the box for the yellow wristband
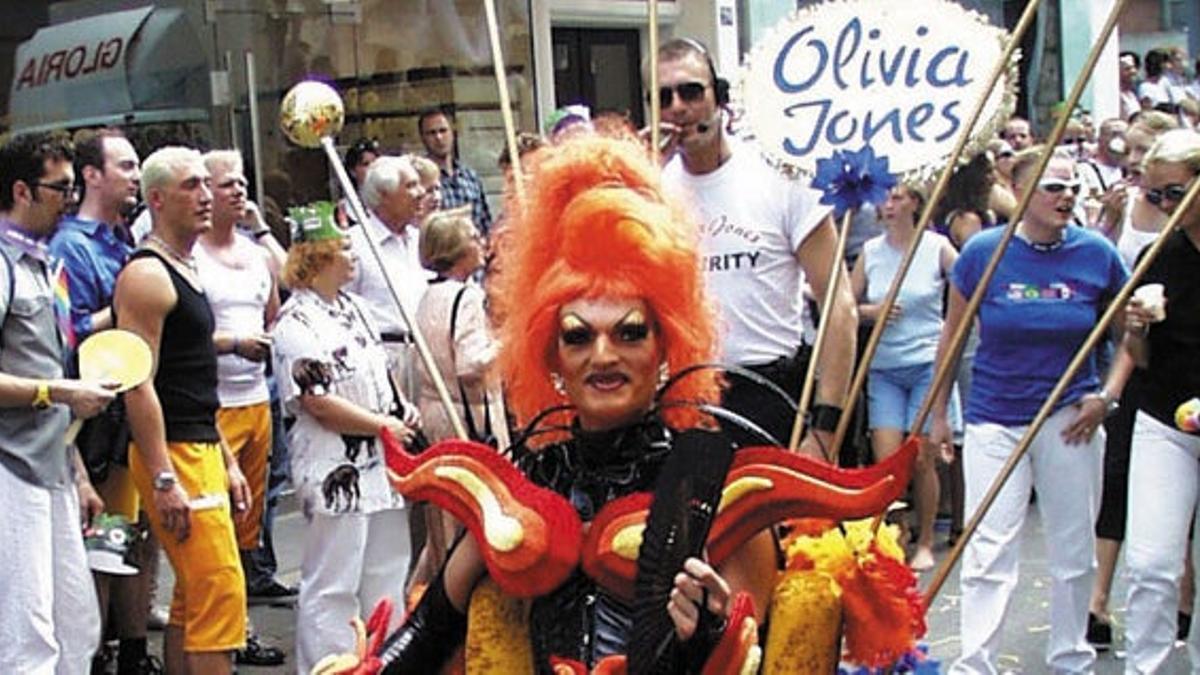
[32,383,52,410]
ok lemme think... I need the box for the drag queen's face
[555,297,663,431]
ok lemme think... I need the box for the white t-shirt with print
[272,288,404,516]
[662,141,830,365]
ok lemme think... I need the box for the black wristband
[809,404,842,433]
[252,229,271,240]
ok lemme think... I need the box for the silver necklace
[146,234,198,272]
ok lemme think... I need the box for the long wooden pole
[648,0,661,163]
[924,175,1200,603]
[482,0,529,451]
[483,0,526,205]
[829,0,1044,451]
[321,137,469,440]
[789,208,854,459]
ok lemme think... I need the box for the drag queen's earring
[551,372,566,396]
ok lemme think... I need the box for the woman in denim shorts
[851,181,961,571]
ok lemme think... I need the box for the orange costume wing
[580,439,918,598]
[381,430,582,598]
[706,439,917,566]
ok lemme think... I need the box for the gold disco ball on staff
[275,78,473,443]
[279,80,345,148]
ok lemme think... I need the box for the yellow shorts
[130,440,247,652]
[216,403,272,550]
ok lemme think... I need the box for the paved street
[149,502,1192,673]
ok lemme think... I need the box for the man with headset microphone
[653,37,858,461]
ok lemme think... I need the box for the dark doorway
[552,27,644,129]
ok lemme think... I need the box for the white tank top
[195,233,272,406]
[1116,194,1161,269]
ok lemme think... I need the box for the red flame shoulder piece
[383,427,917,600]
[705,438,917,565]
[381,429,581,598]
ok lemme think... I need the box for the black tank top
[129,249,220,442]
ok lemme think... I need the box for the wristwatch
[1087,389,1119,416]
[32,383,52,410]
[153,471,179,492]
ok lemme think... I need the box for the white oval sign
[738,0,1015,177]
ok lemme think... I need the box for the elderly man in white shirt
[348,155,434,408]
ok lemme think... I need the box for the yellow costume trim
[716,476,773,514]
[434,466,525,552]
[465,578,534,675]
[611,524,645,561]
[763,570,842,674]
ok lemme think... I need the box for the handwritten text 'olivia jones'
[772,19,972,158]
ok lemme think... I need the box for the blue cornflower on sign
[811,145,897,217]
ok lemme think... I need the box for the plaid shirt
[438,159,493,236]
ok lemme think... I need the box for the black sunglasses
[648,81,709,109]
[1144,183,1189,206]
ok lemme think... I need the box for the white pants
[952,405,1102,674]
[295,508,411,674]
[0,465,101,674]
[1124,411,1200,674]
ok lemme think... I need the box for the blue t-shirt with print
[951,226,1129,425]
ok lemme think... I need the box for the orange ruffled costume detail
[783,518,927,668]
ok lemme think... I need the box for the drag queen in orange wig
[316,135,922,675]
[494,134,721,437]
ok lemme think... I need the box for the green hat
[84,513,141,576]
[288,201,344,243]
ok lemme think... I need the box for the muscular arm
[795,215,858,408]
[113,258,176,479]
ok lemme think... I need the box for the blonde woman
[408,208,504,588]
[1121,129,1200,672]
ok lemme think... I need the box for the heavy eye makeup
[558,309,652,347]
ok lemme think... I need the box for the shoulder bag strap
[449,284,488,440]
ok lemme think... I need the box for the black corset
[518,419,672,671]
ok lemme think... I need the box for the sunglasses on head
[1144,183,1190,206]
[1038,179,1082,195]
[648,81,709,109]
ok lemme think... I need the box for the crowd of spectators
[0,37,1198,675]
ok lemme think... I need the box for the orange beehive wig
[493,136,720,439]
